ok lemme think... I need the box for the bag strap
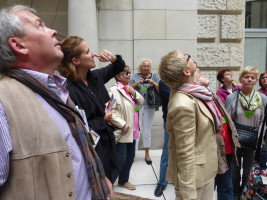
[233,90,240,123]
[255,106,267,162]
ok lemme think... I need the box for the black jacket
[67,55,125,137]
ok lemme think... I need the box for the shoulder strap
[233,90,240,122]
[255,106,267,161]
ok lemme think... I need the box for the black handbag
[233,91,259,149]
[147,85,162,108]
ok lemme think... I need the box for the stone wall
[99,0,198,149]
[98,0,246,149]
[197,0,245,92]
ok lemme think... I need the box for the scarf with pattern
[6,68,109,200]
[239,89,262,111]
[177,83,222,134]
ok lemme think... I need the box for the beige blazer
[166,90,218,200]
[108,83,144,143]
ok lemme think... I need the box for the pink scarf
[177,83,222,134]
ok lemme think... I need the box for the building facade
[1,0,266,149]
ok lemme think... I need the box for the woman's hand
[105,176,114,199]
[147,79,155,85]
[96,50,117,63]
[122,123,130,133]
[131,78,143,89]
[125,85,136,97]
[104,110,112,122]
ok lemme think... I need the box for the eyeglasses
[261,76,267,80]
[125,71,131,76]
[184,54,197,66]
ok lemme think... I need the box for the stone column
[68,0,98,53]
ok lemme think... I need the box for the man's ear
[182,68,191,77]
[72,57,80,66]
[8,37,29,55]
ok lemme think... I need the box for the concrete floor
[113,150,217,200]
[113,150,175,200]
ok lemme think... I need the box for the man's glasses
[125,71,131,76]
[184,54,197,66]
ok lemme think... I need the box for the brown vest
[0,77,76,200]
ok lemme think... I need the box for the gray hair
[0,5,36,74]
[137,58,152,73]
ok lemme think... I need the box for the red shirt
[215,102,233,155]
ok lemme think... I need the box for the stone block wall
[98,0,246,149]
[197,0,245,92]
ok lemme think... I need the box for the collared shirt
[0,69,92,199]
[118,82,139,140]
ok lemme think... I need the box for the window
[244,0,267,79]
[245,0,267,28]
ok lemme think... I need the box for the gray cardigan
[225,90,267,136]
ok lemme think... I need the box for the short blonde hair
[239,66,259,79]
[137,58,152,73]
[158,50,188,89]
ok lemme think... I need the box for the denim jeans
[157,122,169,187]
[215,154,233,200]
[112,141,136,185]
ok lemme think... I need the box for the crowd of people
[1,4,267,200]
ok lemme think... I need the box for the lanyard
[239,89,255,110]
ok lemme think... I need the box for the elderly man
[0,5,112,200]
[158,50,218,200]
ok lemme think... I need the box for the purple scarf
[177,83,222,134]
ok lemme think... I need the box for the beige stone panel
[134,40,197,73]
[134,10,165,40]
[198,0,226,11]
[134,0,197,10]
[99,0,133,10]
[227,0,245,11]
[198,15,218,39]
[52,10,68,40]
[198,43,244,68]
[37,12,56,29]
[232,71,241,86]
[99,10,133,40]
[197,43,231,67]
[230,43,244,67]
[101,40,134,94]
[3,0,31,6]
[58,0,68,10]
[99,40,134,69]
[32,0,60,11]
[166,11,197,40]
[221,15,243,39]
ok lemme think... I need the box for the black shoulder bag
[147,74,162,108]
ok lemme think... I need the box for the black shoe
[154,184,166,197]
[145,158,152,165]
